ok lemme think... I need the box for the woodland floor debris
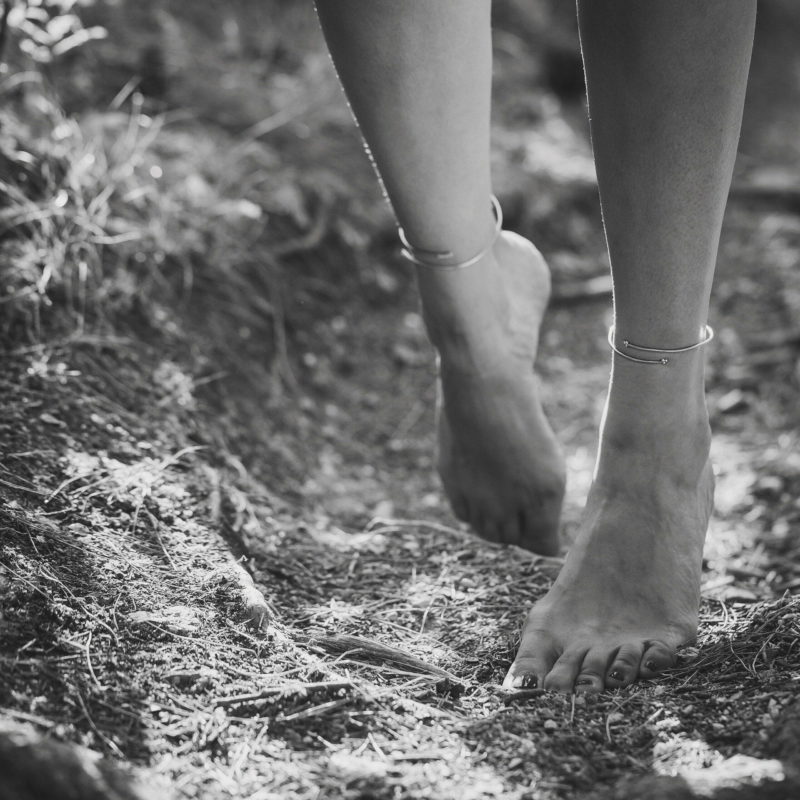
[2,2,800,799]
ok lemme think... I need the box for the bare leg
[505,0,756,693]
[315,1,565,552]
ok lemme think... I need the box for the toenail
[513,672,538,690]
[608,669,625,682]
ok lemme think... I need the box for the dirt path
[3,3,800,798]
[2,173,800,799]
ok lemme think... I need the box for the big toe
[503,629,560,692]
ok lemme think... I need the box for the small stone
[543,719,558,731]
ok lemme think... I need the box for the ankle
[601,354,711,471]
[602,410,711,456]
[415,229,550,372]
[599,404,711,485]
[607,350,707,412]
[417,258,511,359]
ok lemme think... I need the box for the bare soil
[2,3,800,799]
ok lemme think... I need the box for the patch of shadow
[0,502,152,764]
[0,721,171,800]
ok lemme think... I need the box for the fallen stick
[311,634,460,682]
[229,559,270,633]
[213,680,354,708]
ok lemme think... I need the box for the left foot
[417,231,566,554]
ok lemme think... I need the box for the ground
[1,2,800,799]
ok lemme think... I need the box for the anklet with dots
[608,325,714,366]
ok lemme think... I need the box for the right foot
[504,355,714,693]
[416,231,566,554]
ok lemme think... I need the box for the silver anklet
[398,194,503,269]
[607,324,715,366]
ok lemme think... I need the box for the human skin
[315,0,566,555]
[314,0,757,692]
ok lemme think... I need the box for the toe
[543,646,589,693]
[640,640,677,679]
[472,503,523,546]
[574,646,613,694]
[605,642,645,689]
[503,627,560,691]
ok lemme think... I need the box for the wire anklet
[608,325,715,366]
[398,195,503,269]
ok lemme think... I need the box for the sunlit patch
[562,445,596,541]
[309,527,388,554]
[153,360,197,410]
[328,750,387,783]
[128,605,210,636]
[703,434,777,600]
[523,115,596,185]
[711,435,758,518]
[565,445,595,496]
[404,573,467,610]
[58,448,192,512]
[302,446,392,520]
[26,355,80,384]
[650,727,787,795]
[325,747,510,797]
[306,598,369,626]
[653,733,721,772]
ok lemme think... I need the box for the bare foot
[503,360,714,692]
[417,231,566,554]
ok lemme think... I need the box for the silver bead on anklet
[607,324,715,366]
[398,195,503,269]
